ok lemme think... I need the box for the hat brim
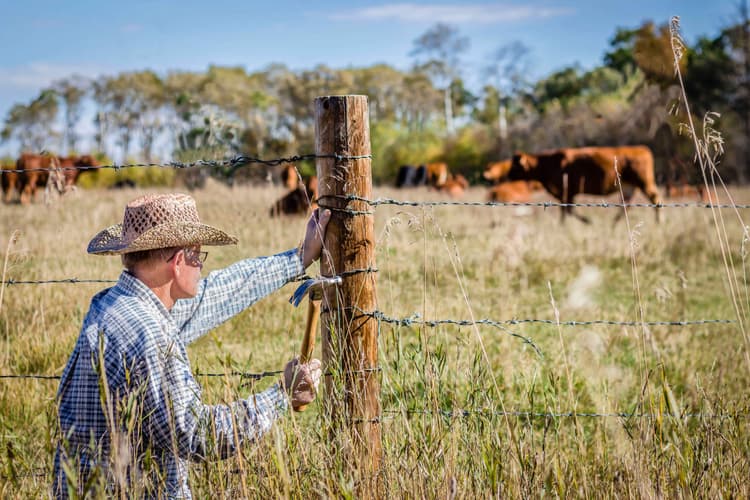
[87,221,238,255]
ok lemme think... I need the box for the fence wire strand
[319,194,750,211]
[361,309,736,329]
[1,153,373,174]
[381,408,750,420]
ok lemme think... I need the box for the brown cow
[16,153,57,204]
[507,145,661,223]
[437,173,469,198]
[269,175,319,217]
[424,162,449,188]
[488,180,543,203]
[58,154,99,192]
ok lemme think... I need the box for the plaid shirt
[53,249,304,499]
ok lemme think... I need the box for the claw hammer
[289,275,342,411]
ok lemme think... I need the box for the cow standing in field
[507,146,661,223]
[58,154,99,192]
[16,153,56,204]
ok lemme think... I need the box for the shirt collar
[116,270,173,321]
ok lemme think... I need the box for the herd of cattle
[396,145,711,223]
[2,146,711,223]
[1,153,99,204]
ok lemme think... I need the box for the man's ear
[166,249,182,275]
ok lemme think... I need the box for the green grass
[1,180,749,497]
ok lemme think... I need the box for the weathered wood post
[314,95,382,484]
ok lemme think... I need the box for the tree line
[2,16,749,186]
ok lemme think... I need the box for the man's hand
[300,208,331,269]
[281,358,322,408]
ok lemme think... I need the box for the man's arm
[140,348,321,461]
[171,208,331,344]
[171,248,303,344]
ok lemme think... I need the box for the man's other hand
[282,358,322,408]
[300,208,331,268]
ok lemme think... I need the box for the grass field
[1,179,749,498]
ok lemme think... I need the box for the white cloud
[330,3,573,24]
[0,62,112,90]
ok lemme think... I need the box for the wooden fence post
[314,95,382,484]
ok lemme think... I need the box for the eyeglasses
[166,248,208,266]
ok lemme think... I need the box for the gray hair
[121,246,181,272]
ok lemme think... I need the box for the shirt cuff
[262,382,289,414]
[284,247,305,277]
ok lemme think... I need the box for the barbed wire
[4,369,742,421]
[0,366,382,383]
[381,408,750,420]
[0,154,372,174]
[0,370,283,381]
[0,273,326,287]
[319,194,750,211]
[1,278,118,286]
[361,309,736,329]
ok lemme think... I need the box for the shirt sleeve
[171,248,304,344]
[139,340,289,461]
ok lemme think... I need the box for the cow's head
[508,152,534,180]
[280,164,299,190]
[482,159,511,183]
[74,155,100,167]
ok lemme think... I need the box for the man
[53,193,331,498]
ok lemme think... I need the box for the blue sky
[0,0,739,155]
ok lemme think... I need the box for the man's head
[88,193,237,300]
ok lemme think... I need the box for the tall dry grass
[0,176,748,497]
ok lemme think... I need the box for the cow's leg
[565,194,590,224]
[571,208,591,224]
[20,179,32,205]
[645,186,661,223]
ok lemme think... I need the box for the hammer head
[289,275,342,307]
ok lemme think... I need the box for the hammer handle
[294,297,321,412]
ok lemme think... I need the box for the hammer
[289,275,342,411]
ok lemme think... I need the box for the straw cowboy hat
[87,193,238,255]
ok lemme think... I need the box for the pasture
[1,180,749,497]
